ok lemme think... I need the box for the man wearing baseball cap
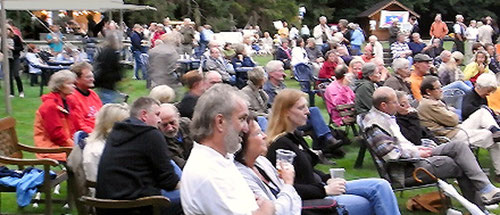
[410,53,433,101]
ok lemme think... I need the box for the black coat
[462,89,487,120]
[176,92,199,119]
[266,131,329,200]
[396,112,439,145]
[96,117,179,213]
[93,46,122,90]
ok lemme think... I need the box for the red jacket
[67,88,102,133]
[318,60,338,79]
[33,92,74,161]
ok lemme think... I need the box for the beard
[163,128,178,138]
[224,124,242,154]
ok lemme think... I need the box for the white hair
[265,60,284,74]
[476,73,498,89]
[392,58,410,72]
[368,35,378,42]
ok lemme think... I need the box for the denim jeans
[160,160,183,215]
[442,81,472,93]
[299,107,332,150]
[96,88,126,104]
[328,179,400,215]
[133,50,147,80]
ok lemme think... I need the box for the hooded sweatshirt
[96,117,179,202]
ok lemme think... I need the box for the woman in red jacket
[33,70,77,162]
[318,50,342,79]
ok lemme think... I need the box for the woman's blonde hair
[266,89,307,143]
[149,85,176,103]
[48,70,76,93]
[87,103,129,143]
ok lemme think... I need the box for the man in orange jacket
[67,62,103,134]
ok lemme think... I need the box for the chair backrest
[335,104,357,126]
[0,117,23,159]
[357,115,392,182]
[293,63,314,82]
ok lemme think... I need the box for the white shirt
[477,25,494,44]
[181,143,259,215]
[466,27,478,41]
[313,24,333,45]
[372,41,384,61]
[291,47,309,66]
[25,52,42,74]
[82,139,106,182]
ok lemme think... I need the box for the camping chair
[66,133,171,215]
[293,63,329,107]
[333,104,366,168]
[0,117,72,215]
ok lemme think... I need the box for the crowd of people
[2,11,500,215]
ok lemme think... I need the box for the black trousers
[9,58,23,95]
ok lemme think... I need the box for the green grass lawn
[0,50,498,214]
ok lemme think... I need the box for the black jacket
[462,89,487,120]
[96,117,179,201]
[267,131,329,200]
[93,46,122,90]
[396,112,439,145]
[176,92,199,119]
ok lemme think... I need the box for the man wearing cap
[410,54,433,101]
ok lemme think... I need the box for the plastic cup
[276,149,296,170]
[329,168,345,179]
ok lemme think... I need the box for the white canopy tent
[1,0,155,114]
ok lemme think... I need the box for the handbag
[302,198,347,215]
[406,191,450,213]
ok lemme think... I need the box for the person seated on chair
[235,114,302,215]
[384,58,412,96]
[363,86,500,208]
[67,62,103,134]
[34,70,77,162]
[241,67,269,118]
[25,44,44,86]
[394,91,439,146]
[176,71,206,119]
[82,103,129,182]
[348,57,365,80]
[417,76,500,181]
[390,33,413,64]
[462,73,498,120]
[354,63,381,115]
[464,50,490,84]
[275,39,292,70]
[205,47,235,83]
[267,88,401,215]
[263,61,344,160]
[158,104,193,169]
[96,97,182,215]
[180,84,275,215]
[323,65,356,126]
[231,43,257,71]
[305,37,324,76]
[318,50,343,80]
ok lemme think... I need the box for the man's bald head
[372,87,398,115]
[205,71,223,89]
[159,103,180,138]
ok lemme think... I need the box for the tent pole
[119,9,123,26]
[1,0,13,115]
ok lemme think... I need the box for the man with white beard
[159,104,193,169]
[180,84,275,215]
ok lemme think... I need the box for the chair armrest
[387,158,426,163]
[17,143,73,156]
[0,155,59,166]
[80,195,170,208]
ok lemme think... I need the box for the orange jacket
[67,88,102,133]
[33,92,74,161]
[430,21,449,39]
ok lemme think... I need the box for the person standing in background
[430,14,449,48]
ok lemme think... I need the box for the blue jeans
[160,160,182,214]
[133,50,147,80]
[299,107,333,150]
[257,116,268,132]
[328,179,400,215]
[442,81,472,93]
[96,88,126,104]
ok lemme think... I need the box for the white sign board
[213,32,243,44]
[379,10,409,28]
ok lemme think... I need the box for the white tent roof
[1,0,156,11]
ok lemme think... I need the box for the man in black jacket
[462,73,498,120]
[96,97,181,215]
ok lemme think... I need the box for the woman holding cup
[235,114,301,215]
[266,89,401,215]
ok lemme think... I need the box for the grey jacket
[241,81,269,117]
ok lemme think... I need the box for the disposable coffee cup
[276,149,296,170]
[330,168,345,179]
